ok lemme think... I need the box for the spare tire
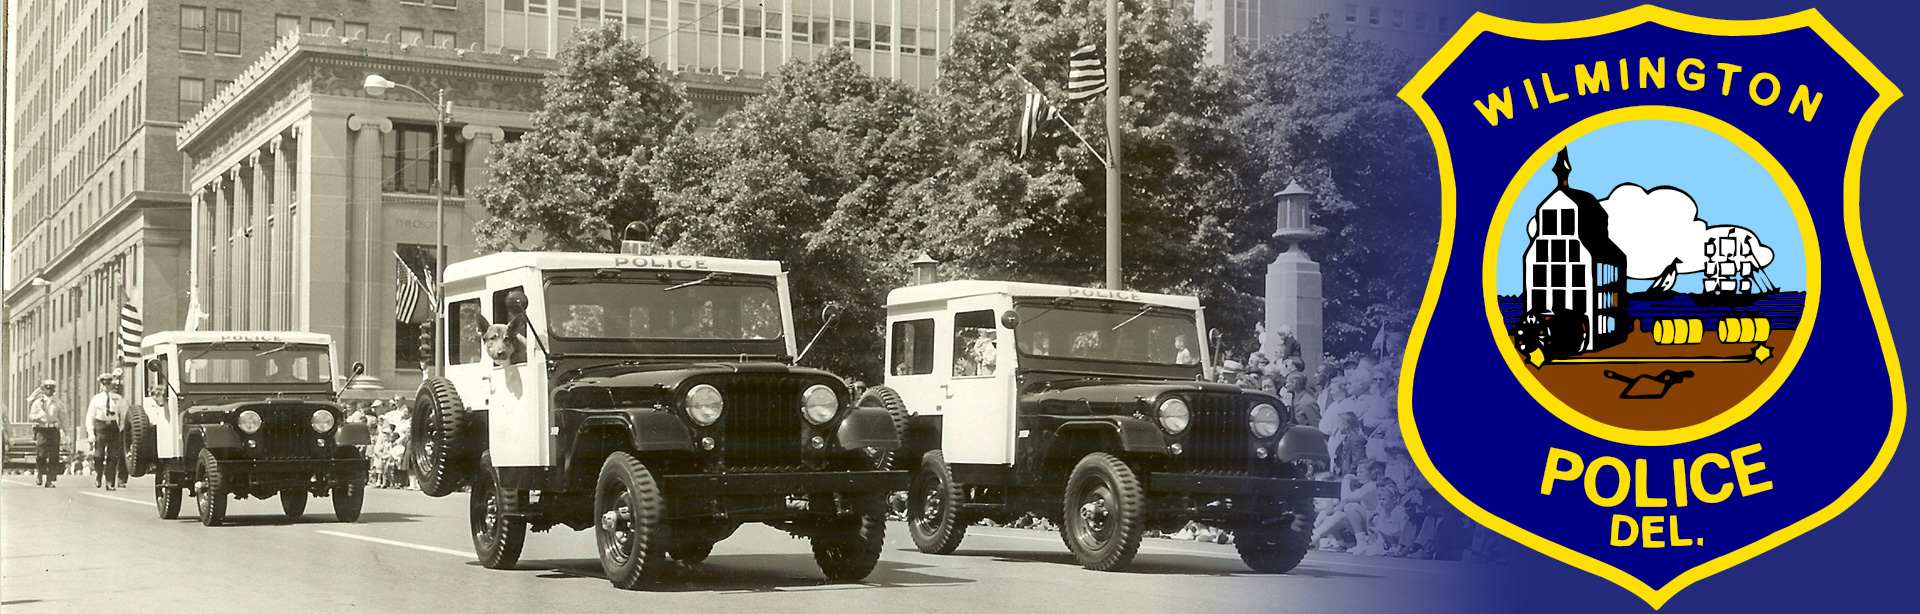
[857,386,910,470]
[125,405,157,478]
[412,377,479,497]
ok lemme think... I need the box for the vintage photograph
[2,1,1501,612]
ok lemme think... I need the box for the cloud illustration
[1599,183,1774,279]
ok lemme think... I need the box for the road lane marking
[316,530,473,558]
[961,529,1456,574]
[78,491,151,506]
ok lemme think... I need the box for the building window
[397,243,441,369]
[853,21,871,49]
[213,79,234,98]
[383,125,466,195]
[1438,15,1452,33]
[1368,7,1381,26]
[1415,12,1428,31]
[434,0,458,8]
[874,25,891,52]
[433,31,457,48]
[214,9,241,55]
[180,6,207,52]
[275,15,301,38]
[1541,209,1557,235]
[1391,9,1404,29]
[401,27,425,45]
[345,22,369,40]
[309,18,335,36]
[1345,4,1359,23]
[178,77,204,120]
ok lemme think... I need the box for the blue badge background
[1411,1,1917,611]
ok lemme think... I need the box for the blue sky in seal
[1494,118,1806,294]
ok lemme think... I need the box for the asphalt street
[1,475,1506,613]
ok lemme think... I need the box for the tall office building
[1189,0,1461,64]
[3,1,486,422]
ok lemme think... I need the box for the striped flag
[395,253,432,324]
[120,303,143,361]
[1065,44,1108,103]
[1016,91,1061,160]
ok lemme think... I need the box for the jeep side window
[891,318,933,376]
[449,299,484,365]
[148,355,168,398]
[492,287,530,365]
[953,310,998,377]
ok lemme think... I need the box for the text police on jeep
[864,280,1339,572]
[126,331,372,526]
[408,235,905,589]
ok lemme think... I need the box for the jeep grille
[1183,393,1256,473]
[251,405,326,460]
[712,375,811,471]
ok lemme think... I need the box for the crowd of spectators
[343,398,415,491]
[1208,327,1512,563]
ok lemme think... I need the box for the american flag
[120,303,142,361]
[1065,44,1108,103]
[1016,91,1061,160]
[395,253,432,324]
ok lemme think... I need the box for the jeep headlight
[801,385,838,425]
[686,384,724,426]
[1249,404,1282,439]
[310,409,336,433]
[238,410,263,435]
[1156,398,1190,435]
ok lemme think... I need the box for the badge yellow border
[1396,6,1905,608]
[1482,107,1821,446]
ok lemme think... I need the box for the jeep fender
[579,410,695,453]
[194,424,242,449]
[1055,416,1166,456]
[836,407,902,451]
[335,422,371,446]
[1275,425,1330,462]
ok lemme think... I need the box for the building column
[212,175,231,330]
[250,150,272,329]
[460,124,504,263]
[271,133,296,330]
[235,163,255,330]
[348,114,392,390]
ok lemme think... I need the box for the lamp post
[363,74,449,378]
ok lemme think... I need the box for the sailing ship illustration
[1696,228,1778,307]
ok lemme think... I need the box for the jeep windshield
[1013,300,1201,368]
[180,343,334,385]
[544,271,786,357]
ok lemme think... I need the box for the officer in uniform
[87,373,127,490]
[27,380,62,487]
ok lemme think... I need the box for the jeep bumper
[211,458,371,475]
[660,470,909,496]
[1150,473,1340,499]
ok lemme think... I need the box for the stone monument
[1264,183,1323,377]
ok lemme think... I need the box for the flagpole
[1104,0,1123,290]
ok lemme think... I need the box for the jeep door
[485,271,550,469]
[942,295,1017,466]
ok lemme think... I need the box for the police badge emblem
[1397,7,1904,607]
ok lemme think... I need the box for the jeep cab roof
[443,251,785,282]
[886,280,1203,312]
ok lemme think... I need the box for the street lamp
[363,74,450,378]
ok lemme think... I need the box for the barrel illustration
[1651,319,1704,345]
[1717,317,1772,343]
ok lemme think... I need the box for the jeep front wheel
[812,493,887,582]
[596,452,668,589]
[470,459,525,569]
[1236,508,1314,573]
[412,377,477,498]
[194,449,229,527]
[907,450,967,554]
[333,482,365,523]
[1062,452,1145,571]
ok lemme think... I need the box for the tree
[650,49,941,379]
[474,24,690,253]
[896,0,1267,344]
[1230,21,1441,356]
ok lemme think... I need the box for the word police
[1539,445,1773,548]
[1473,58,1825,126]
[612,256,711,270]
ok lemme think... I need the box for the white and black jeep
[408,236,905,589]
[127,331,371,526]
[865,280,1338,572]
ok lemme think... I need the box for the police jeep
[864,280,1338,572]
[408,234,905,589]
[126,331,371,526]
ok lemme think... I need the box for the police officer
[86,373,127,490]
[27,380,62,487]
